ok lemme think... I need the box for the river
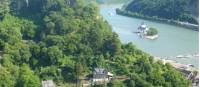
[100,4,199,69]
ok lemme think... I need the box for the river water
[100,4,199,69]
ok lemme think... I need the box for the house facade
[42,80,56,87]
[92,68,113,83]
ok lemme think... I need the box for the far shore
[116,9,199,31]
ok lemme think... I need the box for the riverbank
[116,9,199,31]
[154,57,197,71]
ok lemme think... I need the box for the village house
[92,68,113,84]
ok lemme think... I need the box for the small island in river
[136,22,158,40]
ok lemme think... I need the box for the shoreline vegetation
[116,9,199,31]
[153,56,199,85]
[154,57,197,71]
[146,27,158,39]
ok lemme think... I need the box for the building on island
[92,68,113,84]
[137,22,158,39]
[138,22,149,35]
[42,80,56,87]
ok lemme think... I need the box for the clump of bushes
[147,28,158,36]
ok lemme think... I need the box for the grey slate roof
[93,68,107,75]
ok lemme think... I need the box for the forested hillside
[86,0,131,4]
[0,0,191,87]
[188,0,199,17]
[124,0,199,24]
[97,0,131,4]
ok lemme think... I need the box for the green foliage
[124,0,198,24]
[86,0,131,4]
[126,80,135,87]
[0,0,10,19]
[0,66,15,87]
[147,28,158,36]
[16,65,40,87]
[107,80,124,87]
[21,20,37,39]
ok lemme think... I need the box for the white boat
[193,54,199,57]
[185,55,192,58]
[176,55,185,58]
[176,55,192,58]
[108,12,114,16]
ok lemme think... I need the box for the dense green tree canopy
[147,27,158,36]
[0,66,15,87]
[125,0,198,24]
[0,0,10,19]
[16,65,40,87]
[86,0,131,4]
